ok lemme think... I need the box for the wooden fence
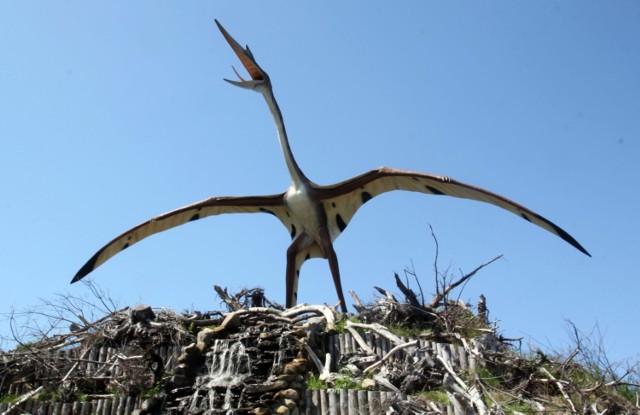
[328,333,480,373]
[0,396,140,415]
[3,345,182,398]
[1,333,488,414]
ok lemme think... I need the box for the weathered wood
[319,389,328,414]
[306,389,318,415]
[394,272,423,308]
[347,389,358,415]
[339,333,346,358]
[440,355,488,415]
[95,398,104,415]
[347,290,366,313]
[80,401,91,415]
[339,389,348,414]
[357,390,368,415]
[329,389,338,415]
[364,340,419,374]
[344,327,375,356]
[88,347,99,373]
[368,390,380,414]
[457,345,467,372]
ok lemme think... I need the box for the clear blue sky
[1,2,638,362]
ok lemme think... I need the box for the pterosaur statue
[72,20,589,312]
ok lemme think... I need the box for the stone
[284,398,296,409]
[196,327,219,350]
[274,405,290,415]
[258,340,279,350]
[181,343,200,357]
[220,312,241,330]
[283,358,306,374]
[289,328,308,337]
[289,381,304,389]
[253,407,271,415]
[274,388,299,400]
[244,380,289,394]
[176,343,205,369]
[273,374,297,382]
[362,378,376,390]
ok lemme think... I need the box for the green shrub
[306,374,327,390]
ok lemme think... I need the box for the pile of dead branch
[0,305,194,408]
[327,257,640,414]
[1,241,638,414]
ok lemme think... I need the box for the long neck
[262,89,309,188]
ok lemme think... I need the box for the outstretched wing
[316,167,590,256]
[72,193,292,283]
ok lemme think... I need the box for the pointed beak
[215,19,270,90]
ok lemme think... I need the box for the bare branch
[364,340,418,374]
[394,272,421,308]
[428,224,440,303]
[428,255,502,309]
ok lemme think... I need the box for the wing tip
[575,242,591,257]
[70,273,84,284]
[71,252,101,284]
[549,221,591,257]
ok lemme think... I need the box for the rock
[253,407,271,415]
[288,328,308,338]
[274,388,299,400]
[244,380,289,394]
[273,374,297,382]
[258,340,279,350]
[176,343,205,370]
[284,398,296,409]
[169,374,190,388]
[283,358,307,374]
[179,343,200,360]
[220,312,241,330]
[289,381,304,389]
[274,405,290,415]
[362,378,376,390]
[196,327,218,350]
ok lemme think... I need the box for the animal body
[72,21,589,312]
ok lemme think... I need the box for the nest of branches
[0,304,195,408]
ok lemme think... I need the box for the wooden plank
[367,391,380,415]
[339,389,348,414]
[347,389,358,415]
[357,390,368,415]
[328,389,338,415]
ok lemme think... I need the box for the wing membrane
[318,167,589,256]
[72,193,289,282]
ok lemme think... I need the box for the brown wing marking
[317,167,590,256]
[72,193,288,283]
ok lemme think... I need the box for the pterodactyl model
[72,20,590,312]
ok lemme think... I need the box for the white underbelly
[285,186,321,239]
